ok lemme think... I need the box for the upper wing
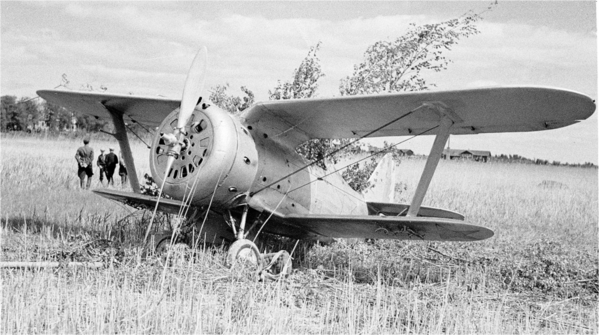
[37,90,180,128]
[241,86,596,148]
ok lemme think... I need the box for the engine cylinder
[149,105,259,209]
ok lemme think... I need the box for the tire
[148,232,187,256]
[153,234,191,266]
[226,239,264,272]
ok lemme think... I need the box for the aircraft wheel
[156,239,190,255]
[156,239,191,266]
[226,239,264,274]
[147,233,191,264]
[151,233,185,254]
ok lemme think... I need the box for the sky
[1,1,597,164]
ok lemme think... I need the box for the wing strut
[407,113,453,217]
[104,105,141,193]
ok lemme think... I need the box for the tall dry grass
[1,133,597,334]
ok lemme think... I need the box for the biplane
[37,47,596,274]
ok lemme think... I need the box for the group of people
[75,137,128,190]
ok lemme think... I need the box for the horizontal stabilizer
[366,202,464,220]
[93,189,189,215]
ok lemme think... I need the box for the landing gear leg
[225,204,264,274]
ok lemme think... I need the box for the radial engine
[149,104,259,210]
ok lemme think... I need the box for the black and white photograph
[1,1,597,333]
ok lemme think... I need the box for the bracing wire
[250,109,418,196]
[124,123,151,149]
[126,116,153,134]
[287,125,439,194]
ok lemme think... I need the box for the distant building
[442,149,491,162]
[397,149,414,156]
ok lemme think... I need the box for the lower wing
[93,189,490,242]
[266,213,492,242]
[93,189,188,215]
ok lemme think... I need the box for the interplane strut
[407,102,457,217]
[104,105,141,193]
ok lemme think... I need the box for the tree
[17,97,41,131]
[0,95,41,132]
[209,84,255,115]
[341,157,379,193]
[336,8,491,191]
[1,95,18,130]
[268,43,341,169]
[269,42,325,100]
[40,100,71,131]
[339,9,487,96]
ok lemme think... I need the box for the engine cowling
[149,104,259,209]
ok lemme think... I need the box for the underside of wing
[93,189,189,215]
[241,87,595,148]
[37,90,180,128]
[264,213,493,242]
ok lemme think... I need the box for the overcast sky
[2,1,597,164]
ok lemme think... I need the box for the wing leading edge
[241,86,596,148]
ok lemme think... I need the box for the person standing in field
[105,148,118,186]
[75,137,94,189]
[97,149,107,186]
[119,152,128,188]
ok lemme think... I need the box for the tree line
[493,154,597,168]
[1,94,108,133]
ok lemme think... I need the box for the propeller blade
[144,46,208,244]
[178,46,207,131]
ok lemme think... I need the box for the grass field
[1,133,597,334]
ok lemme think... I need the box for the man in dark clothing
[97,149,107,186]
[75,137,94,189]
[105,148,119,186]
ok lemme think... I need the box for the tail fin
[363,153,398,203]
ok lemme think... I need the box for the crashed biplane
[37,47,596,274]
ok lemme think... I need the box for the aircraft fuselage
[149,104,367,221]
